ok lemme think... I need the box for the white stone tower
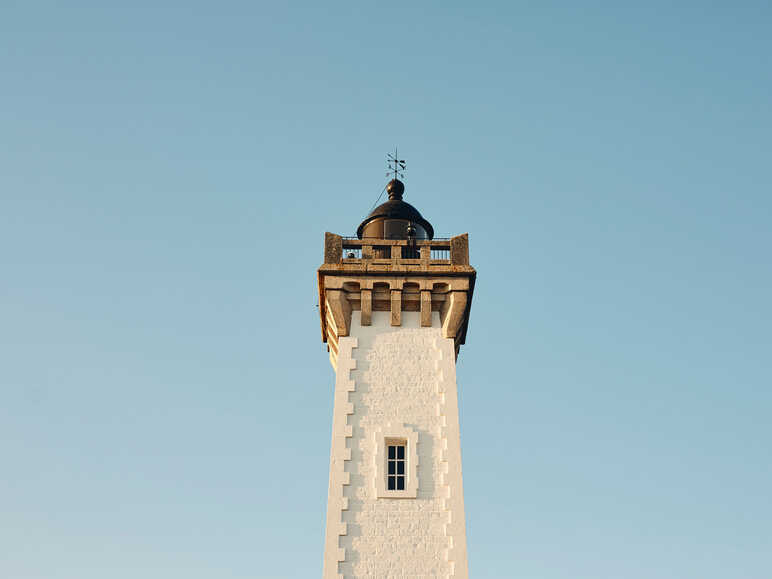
[318,176,476,578]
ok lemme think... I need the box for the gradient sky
[1,1,771,578]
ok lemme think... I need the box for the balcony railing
[324,233,469,267]
[430,247,450,260]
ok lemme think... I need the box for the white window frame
[374,424,419,498]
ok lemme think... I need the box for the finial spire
[386,179,404,200]
[386,148,406,181]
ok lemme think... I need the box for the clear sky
[1,1,770,578]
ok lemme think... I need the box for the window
[387,443,406,490]
[375,424,419,498]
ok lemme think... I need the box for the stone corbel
[440,290,468,339]
[420,290,432,327]
[390,289,402,326]
[360,288,372,326]
[326,289,352,337]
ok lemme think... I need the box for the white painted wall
[323,310,468,578]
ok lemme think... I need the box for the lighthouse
[318,166,476,578]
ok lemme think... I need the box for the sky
[1,1,770,577]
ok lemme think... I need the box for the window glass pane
[384,441,410,493]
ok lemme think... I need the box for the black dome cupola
[356,178,434,240]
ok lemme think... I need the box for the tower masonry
[319,177,476,578]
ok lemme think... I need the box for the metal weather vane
[386,149,406,180]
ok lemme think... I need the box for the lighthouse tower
[319,174,475,578]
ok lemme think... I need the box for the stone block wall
[323,311,468,578]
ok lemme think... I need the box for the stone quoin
[318,175,476,578]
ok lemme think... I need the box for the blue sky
[1,1,770,577]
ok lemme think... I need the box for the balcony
[323,233,470,270]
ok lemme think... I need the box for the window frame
[375,424,419,499]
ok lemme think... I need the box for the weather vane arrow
[386,148,406,181]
